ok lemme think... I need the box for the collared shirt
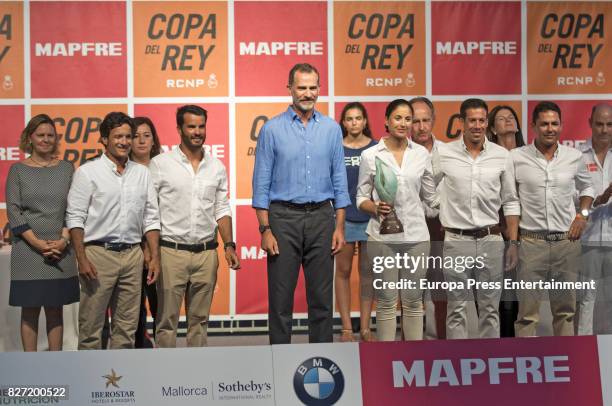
[356,139,437,242]
[252,107,350,210]
[510,143,595,232]
[579,139,612,243]
[66,153,160,244]
[149,146,231,244]
[420,135,443,219]
[433,138,520,229]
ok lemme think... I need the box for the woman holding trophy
[356,99,438,341]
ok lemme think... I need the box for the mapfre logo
[431,2,521,94]
[240,246,267,260]
[436,41,517,55]
[34,42,122,57]
[392,356,570,388]
[239,41,323,56]
[234,2,327,96]
[30,2,127,97]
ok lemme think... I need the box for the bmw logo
[293,357,345,405]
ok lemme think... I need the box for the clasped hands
[32,237,68,262]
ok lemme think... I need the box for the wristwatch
[259,225,271,233]
[580,208,590,219]
[224,241,236,250]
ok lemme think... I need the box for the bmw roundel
[293,357,345,405]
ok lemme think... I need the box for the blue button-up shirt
[252,106,350,210]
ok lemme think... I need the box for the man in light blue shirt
[252,63,350,344]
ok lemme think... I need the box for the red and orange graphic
[0,2,23,99]
[234,1,328,96]
[0,105,25,202]
[133,2,228,97]
[334,1,426,96]
[30,2,127,98]
[527,2,612,94]
[432,1,521,95]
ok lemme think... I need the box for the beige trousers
[155,247,219,347]
[443,232,504,339]
[368,241,429,341]
[78,245,143,350]
[515,237,579,337]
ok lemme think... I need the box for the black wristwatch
[259,225,271,234]
[224,241,236,250]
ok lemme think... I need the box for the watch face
[581,209,590,217]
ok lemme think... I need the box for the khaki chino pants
[443,232,504,339]
[514,237,580,337]
[78,245,143,350]
[155,246,218,347]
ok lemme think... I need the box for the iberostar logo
[293,357,345,406]
[90,368,135,404]
[102,369,122,388]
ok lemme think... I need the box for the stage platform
[0,335,610,405]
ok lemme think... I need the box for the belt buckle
[545,233,558,242]
[165,241,179,250]
[473,228,487,239]
[104,242,119,251]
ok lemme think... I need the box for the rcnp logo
[293,357,344,406]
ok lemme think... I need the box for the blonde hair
[19,114,59,155]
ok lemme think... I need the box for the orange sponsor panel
[31,104,128,168]
[0,2,23,99]
[527,2,612,94]
[0,209,7,235]
[133,1,228,97]
[334,1,425,96]
[235,103,328,200]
